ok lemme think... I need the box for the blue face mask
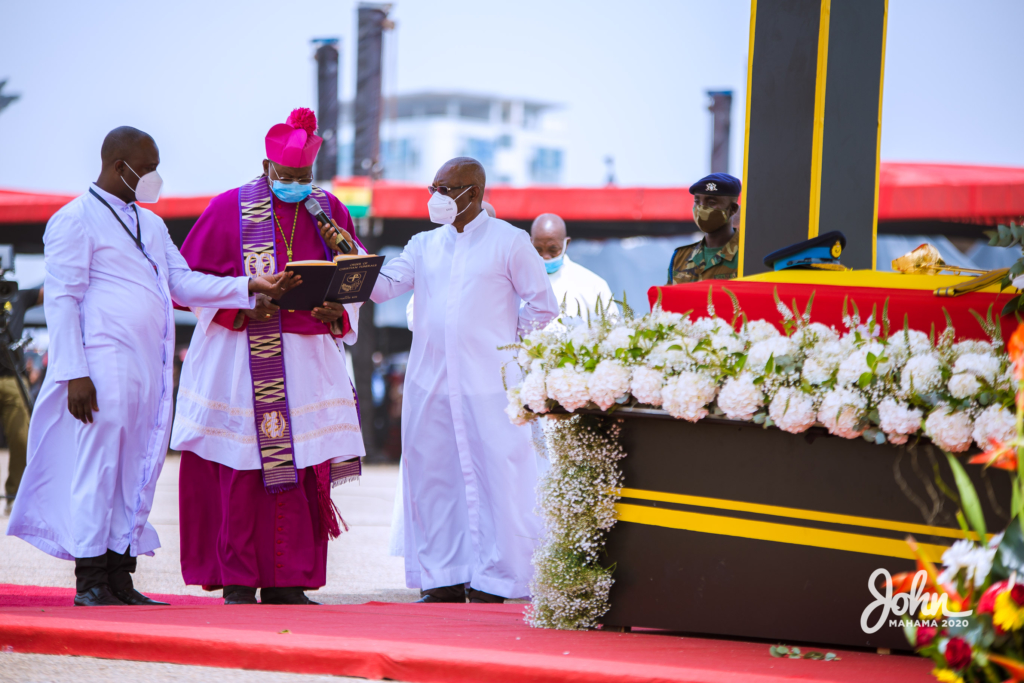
[268,163,314,203]
[271,180,313,204]
[542,238,569,274]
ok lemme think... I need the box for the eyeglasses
[270,164,313,185]
[427,184,472,196]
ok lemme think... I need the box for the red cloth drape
[648,280,1019,343]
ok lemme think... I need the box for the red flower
[969,439,1018,471]
[1013,585,1024,606]
[979,580,1010,614]
[1009,323,1024,381]
[944,637,972,670]
[916,625,938,648]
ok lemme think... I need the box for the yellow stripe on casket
[618,487,975,541]
[615,502,951,563]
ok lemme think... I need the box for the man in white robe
[531,213,616,319]
[371,158,558,602]
[6,127,295,606]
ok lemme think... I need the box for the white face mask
[122,162,163,204]
[427,186,472,225]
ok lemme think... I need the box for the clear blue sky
[0,0,1021,195]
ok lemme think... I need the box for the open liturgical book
[272,253,385,310]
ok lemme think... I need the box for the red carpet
[0,584,933,683]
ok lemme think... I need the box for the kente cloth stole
[238,177,361,492]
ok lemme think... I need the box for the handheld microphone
[304,197,352,254]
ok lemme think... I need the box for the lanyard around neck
[89,188,144,252]
[89,188,159,274]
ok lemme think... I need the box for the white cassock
[548,253,616,319]
[372,210,558,597]
[7,185,254,561]
[169,278,364,472]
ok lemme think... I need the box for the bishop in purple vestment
[170,109,366,605]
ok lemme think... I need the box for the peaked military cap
[689,173,741,197]
[763,231,848,271]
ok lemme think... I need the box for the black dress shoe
[416,584,466,603]
[74,586,125,606]
[113,587,169,606]
[467,588,505,604]
[223,585,258,605]
[260,587,319,605]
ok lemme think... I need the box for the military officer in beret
[668,172,742,285]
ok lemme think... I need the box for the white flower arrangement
[506,288,1014,452]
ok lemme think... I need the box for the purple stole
[238,177,361,497]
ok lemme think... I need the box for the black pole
[353,4,389,177]
[352,3,391,458]
[707,90,732,174]
[313,39,340,183]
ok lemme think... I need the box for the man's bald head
[95,126,160,204]
[432,157,486,230]
[434,156,486,190]
[531,213,569,260]
[101,126,156,167]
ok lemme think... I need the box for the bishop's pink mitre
[265,108,322,168]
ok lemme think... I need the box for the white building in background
[338,92,567,186]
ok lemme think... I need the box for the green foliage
[946,452,987,542]
[983,221,1024,317]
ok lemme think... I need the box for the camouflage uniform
[668,230,740,285]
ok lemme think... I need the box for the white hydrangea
[546,366,591,412]
[717,373,764,420]
[690,316,728,337]
[953,340,998,358]
[792,322,838,349]
[650,308,684,327]
[599,326,634,355]
[743,319,781,343]
[646,338,690,370]
[953,353,1001,383]
[837,331,862,356]
[900,354,943,395]
[517,347,533,367]
[630,366,664,407]
[505,386,529,426]
[947,373,981,400]
[747,337,796,373]
[836,342,888,386]
[661,371,718,422]
[924,405,974,453]
[817,387,867,439]
[520,362,549,413]
[587,360,632,411]
[972,404,1016,449]
[877,398,923,445]
[888,329,933,358]
[802,357,835,385]
[709,331,745,355]
[568,323,595,350]
[768,387,817,434]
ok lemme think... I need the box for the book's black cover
[272,255,385,310]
